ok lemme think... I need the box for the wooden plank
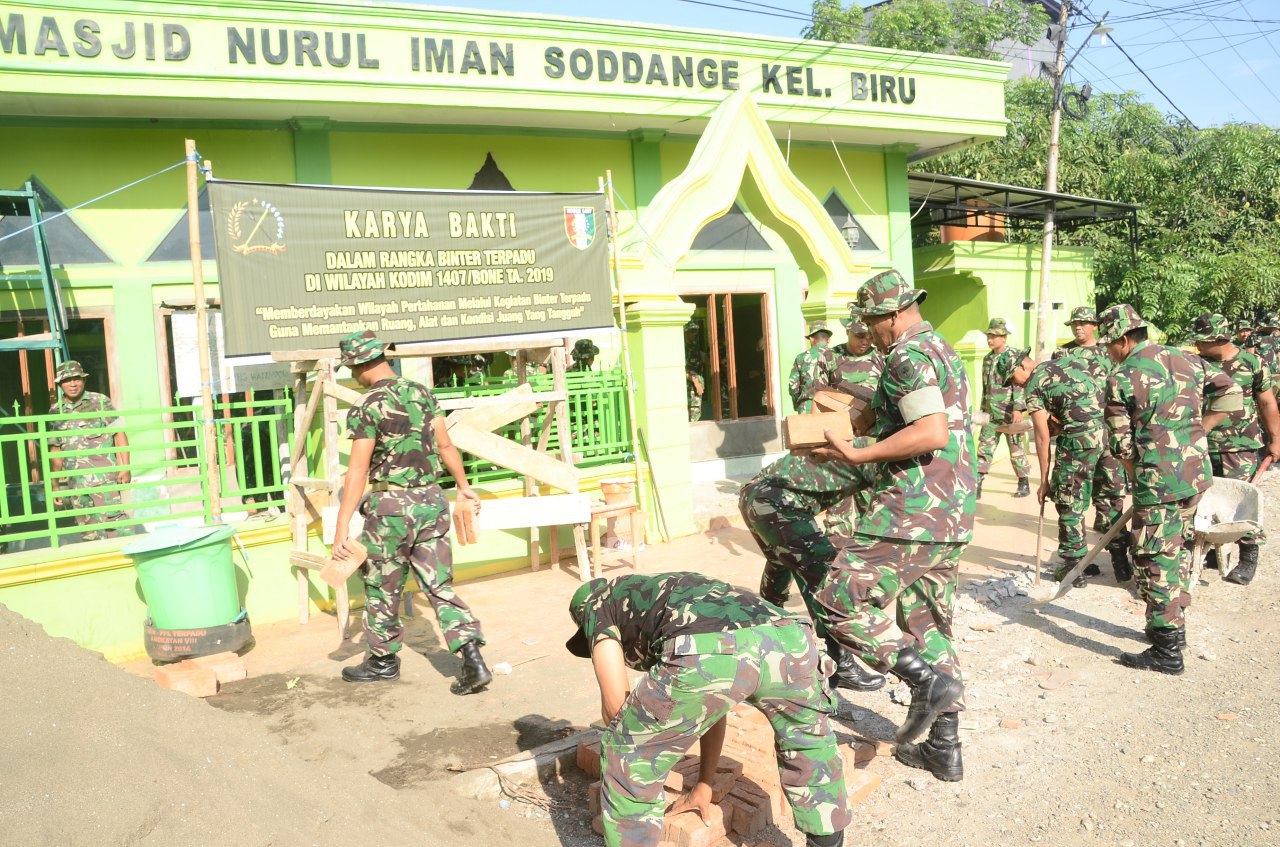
[290,551,326,570]
[292,477,334,490]
[439,390,565,411]
[447,422,580,492]
[323,380,363,406]
[445,384,539,431]
[475,494,591,531]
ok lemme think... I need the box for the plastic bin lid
[123,524,234,556]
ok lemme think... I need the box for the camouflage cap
[54,360,89,383]
[1064,306,1098,326]
[564,578,609,658]
[1259,311,1280,330]
[1235,317,1254,332]
[985,317,1010,337]
[994,348,1032,385]
[840,316,871,335]
[849,269,927,317]
[1098,303,1149,343]
[1190,312,1231,343]
[572,339,600,360]
[338,330,392,368]
[805,321,832,338]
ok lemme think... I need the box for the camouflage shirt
[48,391,121,471]
[1199,348,1270,454]
[1245,334,1280,392]
[788,342,831,411]
[1106,341,1242,506]
[1052,341,1111,374]
[1024,357,1106,440]
[861,321,977,543]
[576,573,785,672]
[825,346,883,402]
[346,377,444,486]
[981,347,1026,421]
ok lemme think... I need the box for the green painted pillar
[953,329,986,417]
[624,297,698,539]
[884,145,914,282]
[113,281,165,449]
[290,117,332,184]
[774,265,805,415]
[629,129,666,213]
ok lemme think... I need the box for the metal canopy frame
[907,171,1138,243]
[0,182,70,358]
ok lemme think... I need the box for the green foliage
[935,79,1280,337]
[804,0,1048,61]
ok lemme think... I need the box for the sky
[390,0,1280,128]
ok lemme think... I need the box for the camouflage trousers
[1210,451,1266,545]
[738,454,872,627]
[688,386,702,422]
[1130,495,1199,631]
[1050,435,1104,560]
[358,485,483,656]
[1092,453,1130,554]
[598,620,851,847]
[976,422,1030,478]
[59,471,129,541]
[813,535,966,712]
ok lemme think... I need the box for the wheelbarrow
[1188,475,1264,587]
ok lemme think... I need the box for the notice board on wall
[207,180,614,356]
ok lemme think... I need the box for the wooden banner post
[184,139,221,519]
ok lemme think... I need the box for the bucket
[600,477,636,505]
[125,524,240,630]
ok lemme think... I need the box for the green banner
[207,180,612,356]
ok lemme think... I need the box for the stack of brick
[576,703,885,846]
[153,651,248,698]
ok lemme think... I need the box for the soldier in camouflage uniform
[1051,306,1132,580]
[788,321,834,413]
[570,338,600,372]
[1100,305,1242,675]
[684,321,706,422]
[976,317,1030,498]
[1190,313,1280,585]
[820,317,884,540]
[792,270,973,782]
[48,361,134,541]
[1000,347,1130,584]
[1246,312,1280,393]
[331,331,492,693]
[1234,317,1254,348]
[565,573,851,847]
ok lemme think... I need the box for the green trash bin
[125,524,241,630]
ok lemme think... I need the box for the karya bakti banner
[207,180,613,355]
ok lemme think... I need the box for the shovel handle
[1252,456,1272,485]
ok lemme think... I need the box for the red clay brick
[577,739,602,778]
[709,767,740,803]
[664,769,686,793]
[588,781,601,817]
[592,814,604,836]
[846,768,881,805]
[844,741,877,768]
[154,663,218,698]
[187,652,247,684]
[1000,718,1023,730]
[725,790,769,838]
[662,803,728,847]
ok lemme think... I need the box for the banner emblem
[564,206,596,251]
[227,198,287,256]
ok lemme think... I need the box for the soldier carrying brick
[565,571,850,847]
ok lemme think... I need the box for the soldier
[1190,312,1280,585]
[976,318,1030,498]
[684,321,706,422]
[570,339,600,372]
[788,321,834,413]
[1234,317,1254,348]
[1052,306,1131,581]
[1000,347,1130,583]
[47,361,133,541]
[821,317,884,540]
[331,330,492,694]
[804,269,974,782]
[566,572,851,847]
[1100,305,1241,675]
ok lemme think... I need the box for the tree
[805,0,1048,61]
[934,79,1280,336]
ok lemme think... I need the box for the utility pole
[1035,0,1070,362]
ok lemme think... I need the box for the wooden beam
[438,389,565,411]
[447,422,579,493]
[323,380,363,406]
[446,384,538,432]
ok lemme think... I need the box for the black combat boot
[450,641,493,695]
[825,634,886,692]
[1111,548,1133,583]
[1203,548,1220,570]
[1144,624,1187,648]
[1052,557,1083,586]
[1224,544,1259,585]
[975,475,984,500]
[341,651,400,683]
[891,648,964,743]
[894,712,963,782]
[1119,627,1184,675]
[805,832,844,847]
[1013,477,1031,498]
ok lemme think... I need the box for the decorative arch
[616,91,871,307]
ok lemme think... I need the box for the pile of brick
[153,651,248,697]
[576,703,885,846]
